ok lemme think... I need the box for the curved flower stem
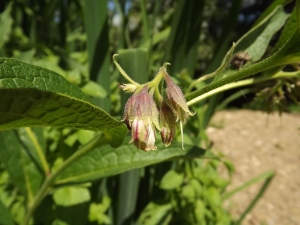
[187,71,300,106]
[113,54,140,86]
[22,134,109,225]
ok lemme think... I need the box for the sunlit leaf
[0,58,127,147]
[53,186,91,207]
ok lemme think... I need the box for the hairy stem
[187,71,300,106]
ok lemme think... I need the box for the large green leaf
[272,0,300,53]
[55,139,206,184]
[0,58,127,147]
[0,130,43,204]
[234,6,289,62]
[186,26,300,102]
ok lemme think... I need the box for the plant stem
[22,134,109,225]
[113,54,140,86]
[187,71,300,106]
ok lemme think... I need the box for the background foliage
[0,0,299,224]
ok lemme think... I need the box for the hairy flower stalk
[114,54,194,151]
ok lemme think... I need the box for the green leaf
[138,202,172,225]
[83,0,110,111]
[53,186,91,206]
[0,200,14,225]
[163,0,205,75]
[18,128,49,175]
[55,140,206,184]
[273,1,300,53]
[186,27,300,102]
[118,49,150,84]
[206,187,221,206]
[160,170,184,190]
[0,130,43,204]
[81,81,107,98]
[234,6,289,62]
[77,130,95,145]
[194,199,205,223]
[252,0,292,27]
[0,2,13,49]
[88,196,111,224]
[0,58,127,147]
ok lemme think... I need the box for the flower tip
[118,83,137,93]
[113,54,119,59]
[163,62,171,68]
[188,110,196,117]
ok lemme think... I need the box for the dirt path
[207,110,300,225]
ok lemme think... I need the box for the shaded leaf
[273,0,300,53]
[160,170,184,190]
[0,2,13,49]
[0,130,43,204]
[0,200,14,225]
[55,139,206,184]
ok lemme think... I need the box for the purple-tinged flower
[130,109,157,151]
[164,73,194,122]
[160,101,177,147]
[124,86,160,151]
[163,72,195,149]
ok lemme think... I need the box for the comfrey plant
[113,54,194,151]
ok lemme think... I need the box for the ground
[207,110,300,225]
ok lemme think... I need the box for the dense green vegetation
[0,0,299,224]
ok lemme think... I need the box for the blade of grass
[163,0,204,75]
[83,0,110,111]
[224,171,275,225]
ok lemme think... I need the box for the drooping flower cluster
[115,55,194,151]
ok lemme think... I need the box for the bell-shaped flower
[163,72,194,149]
[130,109,157,151]
[124,86,160,151]
[160,101,177,147]
[164,73,194,122]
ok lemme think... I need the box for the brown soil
[207,110,300,225]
